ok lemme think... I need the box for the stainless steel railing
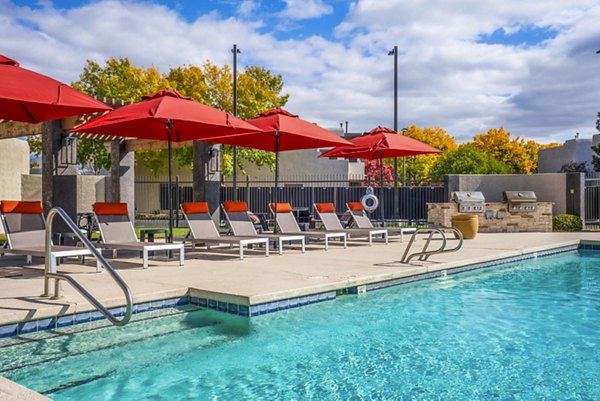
[43,207,133,326]
[401,227,463,263]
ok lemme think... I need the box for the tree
[472,127,542,174]
[72,58,289,176]
[594,112,600,172]
[401,125,457,186]
[430,144,513,181]
[559,161,591,173]
[364,159,394,187]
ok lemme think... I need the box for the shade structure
[71,89,261,242]
[0,55,112,123]
[321,126,441,224]
[201,108,354,232]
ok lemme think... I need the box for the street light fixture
[231,44,241,200]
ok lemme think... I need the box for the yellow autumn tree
[393,125,458,185]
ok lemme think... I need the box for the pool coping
[1,239,599,339]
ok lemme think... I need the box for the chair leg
[143,248,149,269]
[343,235,347,248]
[179,247,184,267]
[325,236,329,251]
[265,241,269,257]
[112,249,118,259]
[369,233,373,246]
[26,255,32,264]
[301,238,305,253]
[279,238,283,255]
[239,243,244,260]
[384,232,389,244]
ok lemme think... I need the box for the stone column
[193,141,220,218]
[41,120,78,233]
[109,140,135,220]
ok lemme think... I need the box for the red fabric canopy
[200,108,352,151]
[0,55,112,123]
[321,126,441,160]
[71,89,259,141]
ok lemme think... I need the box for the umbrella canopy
[71,89,261,243]
[0,55,111,123]
[201,108,353,150]
[321,126,441,160]
[70,89,259,141]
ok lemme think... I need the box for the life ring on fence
[360,193,379,212]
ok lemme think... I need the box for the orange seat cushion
[223,201,248,213]
[316,203,336,213]
[347,202,364,211]
[270,203,293,213]
[93,202,129,215]
[0,200,43,214]
[182,202,210,214]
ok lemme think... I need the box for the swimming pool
[1,250,598,400]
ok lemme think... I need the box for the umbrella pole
[380,151,385,227]
[273,131,280,234]
[167,120,174,245]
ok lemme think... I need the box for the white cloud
[1,0,600,144]
[279,0,333,20]
[237,0,257,18]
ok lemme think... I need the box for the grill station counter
[503,191,537,212]
[452,191,485,213]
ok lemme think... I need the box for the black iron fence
[135,175,445,224]
[585,172,600,228]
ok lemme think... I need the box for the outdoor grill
[452,191,486,213]
[503,191,537,212]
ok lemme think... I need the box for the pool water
[1,250,599,400]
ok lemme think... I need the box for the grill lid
[452,191,485,203]
[503,191,537,203]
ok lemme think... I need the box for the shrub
[552,214,582,232]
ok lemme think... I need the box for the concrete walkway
[0,232,598,325]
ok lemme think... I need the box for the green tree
[74,58,288,176]
[593,112,600,172]
[430,144,513,181]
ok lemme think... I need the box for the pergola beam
[0,121,42,139]
[124,139,195,153]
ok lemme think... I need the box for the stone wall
[428,202,553,232]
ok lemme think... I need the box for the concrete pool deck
[0,232,598,326]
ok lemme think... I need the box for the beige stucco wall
[0,138,30,201]
[20,174,106,213]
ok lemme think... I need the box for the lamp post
[232,44,241,200]
[388,45,400,219]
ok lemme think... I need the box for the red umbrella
[200,108,354,231]
[71,89,261,240]
[321,126,441,223]
[0,55,111,123]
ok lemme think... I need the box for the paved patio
[0,232,598,325]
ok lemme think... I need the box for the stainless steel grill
[452,191,485,213]
[503,191,537,212]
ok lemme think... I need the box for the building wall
[0,139,30,202]
[445,173,584,216]
[538,134,600,173]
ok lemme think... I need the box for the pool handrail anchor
[43,207,133,326]
[400,227,463,264]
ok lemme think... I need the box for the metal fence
[135,175,445,224]
[585,172,600,228]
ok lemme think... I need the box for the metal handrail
[43,207,133,326]
[400,227,463,264]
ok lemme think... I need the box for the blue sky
[3,0,600,143]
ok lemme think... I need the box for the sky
[2,0,600,143]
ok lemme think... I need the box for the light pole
[388,45,400,219]
[231,44,241,200]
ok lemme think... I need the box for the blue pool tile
[258,303,268,315]
[177,296,189,305]
[18,320,37,334]
[227,303,239,314]
[249,305,259,316]
[151,300,164,310]
[217,302,228,312]
[278,299,290,310]
[0,323,18,338]
[137,303,151,313]
[37,318,56,330]
[164,298,178,307]
[266,302,278,313]
[198,298,208,307]
[207,299,218,310]
[308,294,319,303]
[238,305,249,316]
[56,315,74,328]
[288,297,299,308]
[74,312,91,324]
[108,307,124,317]
[90,311,104,322]
[189,297,199,305]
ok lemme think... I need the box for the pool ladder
[400,227,464,263]
[42,207,133,326]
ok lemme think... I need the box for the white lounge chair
[313,203,388,246]
[92,202,184,269]
[269,203,347,250]
[345,202,416,242]
[181,202,269,260]
[0,200,99,270]
[222,201,305,255]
